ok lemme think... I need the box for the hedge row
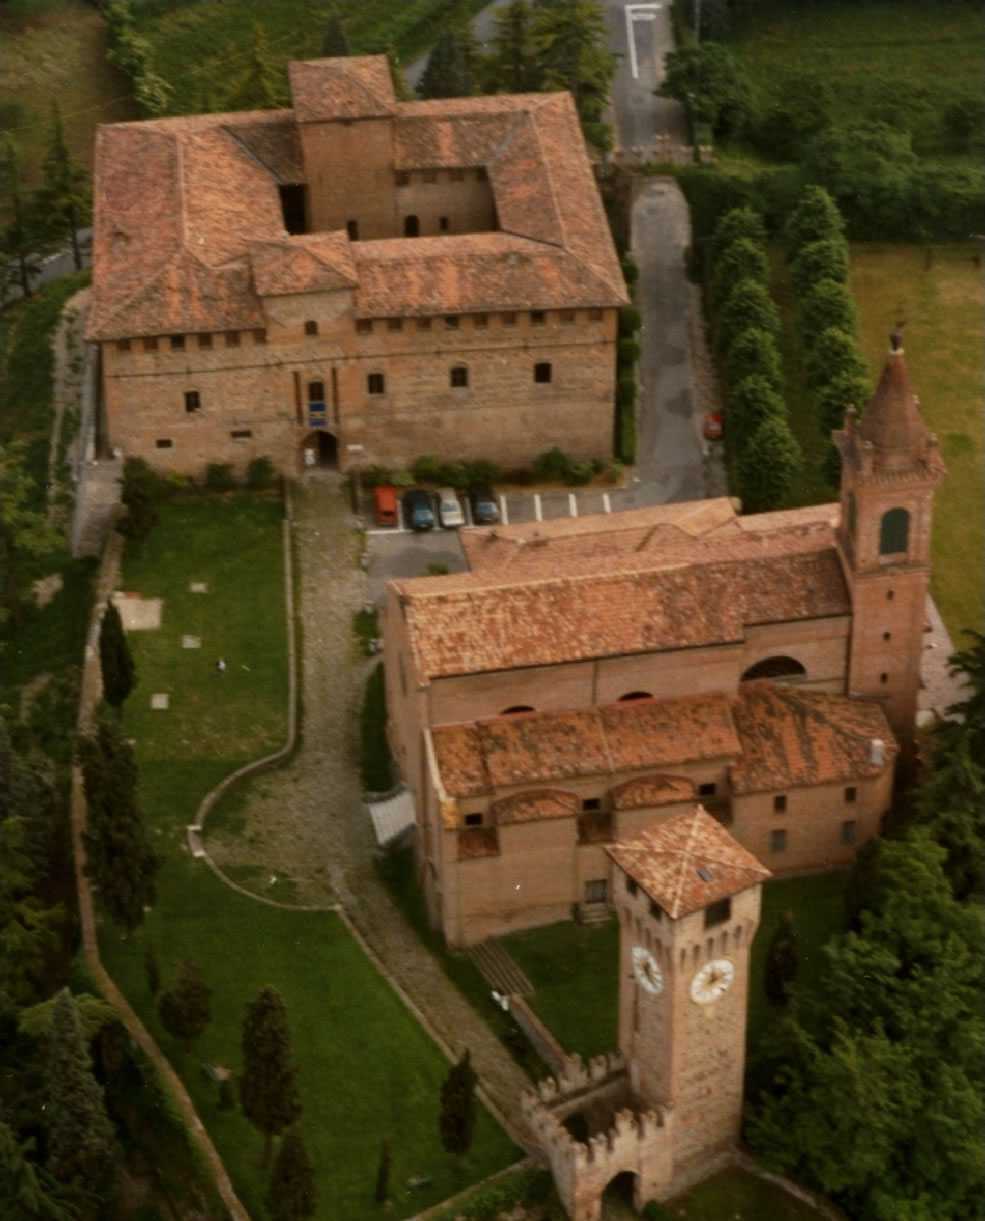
[104,0,172,116]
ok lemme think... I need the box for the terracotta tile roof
[429,694,738,798]
[491,789,580,825]
[394,106,521,167]
[225,116,303,183]
[288,56,396,121]
[607,807,771,918]
[610,774,696,812]
[730,681,897,794]
[489,110,564,248]
[251,233,357,296]
[396,545,849,680]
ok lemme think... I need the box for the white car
[436,487,465,529]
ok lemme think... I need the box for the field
[728,0,983,162]
[100,496,517,1220]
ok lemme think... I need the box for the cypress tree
[98,600,136,708]
[36,104,91,271]
[738,415,802,514]
[158,961,212,1052]
[321,13,349,58]
[266,1127,317,1221]
[418,30,472,99]
[240,986,303,1167]
[227,24,283,111]
[764,909,800,1007]
[77,719,160,936]
[46,989,119,1201]
[0,139,43,298]
[438,1049,477,1158]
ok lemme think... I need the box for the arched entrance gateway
[600,1170,640,1220]
[301,430,337,468]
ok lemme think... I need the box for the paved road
[605,0,688,152]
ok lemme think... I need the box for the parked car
[436,487,465,529]
[468,483,500,525]
[403,487,435,531]
[702,412,724,441]
[373,484,399,527]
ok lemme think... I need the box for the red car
[703,412,724,441]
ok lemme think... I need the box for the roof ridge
[526,105,568,253]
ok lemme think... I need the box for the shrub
[204,463,234,493]
[360,662,393,793]
[617,399,636,465]
[463,459,501,485]
[533,448,572,482]
[678,165,753,246]
[710,237,769,308]
[942,95,984,152]
[618,337,641,365]
[438,461,469,490]
[618,306,641,337]
[164,470,187,495]
[798,278,859,345]
[728,375,786,456]
[621,258,639,291]
[800,122,916,240]
[783,185,845,258]
[604,461,624,485]
[564,462,593,487]
[411,454,444,484]
[121,456,167,503]
[716,279,780,355]
[909,164,985,241]
[725,328,784,394]
[246,456,275,491]
[738,415,802,514]
[805,328,870,392]
[660,43,754,138]
[361,465,394,488]
[814,371,873,434]
[617,372,637,407]
[710,206,768,263]
[749,72,834,163]
[423,562,449,576]
[789,237,850,297]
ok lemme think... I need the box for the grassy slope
[850,243,985,642]
[103,495,515,1220]
[0,0,138,184]
[670,1165,827,1220]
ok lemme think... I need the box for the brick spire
[858,333,929,460]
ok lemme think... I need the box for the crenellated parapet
[534,1051,626,1105]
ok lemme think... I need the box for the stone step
[577,903,613,927]
[469,938,532,997]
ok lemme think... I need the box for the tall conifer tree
[240,985,303,1167]
[438,1049,477,1158]
[36,105,91,271]
[266,1126,317,1221]
[98,601,136,708]
[158,961,212,1052]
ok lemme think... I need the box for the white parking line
[603,493,612,514]
[499,494,509,526]
[534,493,543,522]
[568,493,578,518]
[626,3,664,81]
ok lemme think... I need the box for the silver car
[436,487,465,529]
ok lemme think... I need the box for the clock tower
[607,807,771,1175]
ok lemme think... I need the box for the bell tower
[607,808,770,1176]
[834,333,947,756]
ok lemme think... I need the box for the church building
[383,338,946,947]
[85,56,627,477]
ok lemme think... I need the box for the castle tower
[606,808,770,1178]
[834,334,947,755]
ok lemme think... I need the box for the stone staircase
[469,938,533,997]
[577,902,614,927]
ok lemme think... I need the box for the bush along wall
[614,263,641,464]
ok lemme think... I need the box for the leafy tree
[727,374,785,455]
[266,1126,316,1221]
[158,961,212,1053]
[77,719,159,936]
[724,327,783,395]
[789,236,850,296]
[941,95,983,153]
[715,278,780,354]
[813,369,873,434]
[439,1049,477,1158]
[710,238,768,309]
[0,140,43,299]
[764,909,799,1007]
[98,601,136,709]
[0,815,62,1008]
[751,72,833,162]
[46,989,119,1203]
[531,0,616,149]
[805,327,869,394]
[482,0,540,93]
[418,29,473,99]
[321,13,349,58]
[227,24,284,112]
[798,279,859,346]
[709,206,768,264]
[240,986,303,1167]
[384,42,413,102]
[0,442,61,629]
[783,185,845,258]
[35,105,91,272]
[738,414,801,514]
[801,122,917,238]
[679,0,732,42]
[117,457,161,555]
[374,1139,390,1205]
[659,43,754,139]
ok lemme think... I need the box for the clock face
[632,945,663,995]
[690,958,735,1005]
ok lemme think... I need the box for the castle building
[383,340,945,947]
[85,57,627,477]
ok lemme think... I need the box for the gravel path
[202,473,533,1142]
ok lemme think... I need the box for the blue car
[403,488,435,531]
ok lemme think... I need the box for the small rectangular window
[841,820,857,845]
[395,171,409,186]
[560,310,576,324]
[347,220,359,240]
[588,307,603,322]
[844,786,857,804]
[356,319,373,334]
[308,381,325,402]
[704,897,731,928]
[450,366,469,388]
[530,310,546,326]
[585,879,607,905]
[230,429,253,440]
[439,216,449,232]
[773,794,787,814]
[698,783,717,797]
[367,372,385,395]
[225,331,241,348]
[444,315,459,330]
[170,334,185,350]
[464,812,483,827]
[534,361,552,384]
[387,318,403,332]
[581,797,601,812]
[143,337,159,352]
[155,438,173,449]
[423,170,437,184]
[449,168,465,182]
[116,338,131,352]
[625,876,638,897]
[416,317,432,331]
[304,320,318,336]
[770,829,787,853]
[198,333,213,349]
[184,391,201,414]
[649,899,663,921]
[502,311,517,327]
[253,329,267,344]
[472,314,488,329]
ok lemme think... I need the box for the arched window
[618,691,653,702]
[879,508,910,556]
[741,657,807,682]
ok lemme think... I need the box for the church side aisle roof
[607,807,771,918]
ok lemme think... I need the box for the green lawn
[501,921,620,1062]
[104,493,517,1219]
[667,1164,831,1220]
